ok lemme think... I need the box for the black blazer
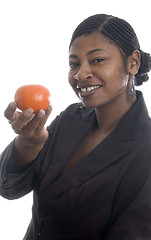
[1,91,151,240]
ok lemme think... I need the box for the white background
[0,0,151,239]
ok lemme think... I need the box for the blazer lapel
[45,129,135,199]
[38,106,95,193]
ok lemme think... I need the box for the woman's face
[68,32,130,108]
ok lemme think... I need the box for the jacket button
[37,233,41,240]
[3,178,7,183]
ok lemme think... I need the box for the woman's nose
[74,65,93,81]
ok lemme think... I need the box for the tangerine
[14,84,51,112]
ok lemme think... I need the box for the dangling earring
[129,76,136,102]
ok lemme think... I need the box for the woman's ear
[127,50,141,76]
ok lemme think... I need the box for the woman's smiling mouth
[77,85,102,98]
[80,85,100,92]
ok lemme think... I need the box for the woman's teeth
[80,85,100,92]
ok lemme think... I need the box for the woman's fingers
[11,108,34,134]
[36,105,52,131]
[22,109,46,133]
[4,102,17,121]
[11,105,52,135]
[4,102,52,144]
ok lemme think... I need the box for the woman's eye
[69,62,79,69]
[93,58,104,63]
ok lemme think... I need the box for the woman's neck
[95,94,136,134]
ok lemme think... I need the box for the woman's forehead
[69,32,119,56]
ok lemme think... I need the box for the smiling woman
[68,33,135,109]
[1,14,151,240]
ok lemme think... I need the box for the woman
[0,14,151,239]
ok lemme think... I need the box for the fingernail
[40,109,45,115]
[28,108,34,114]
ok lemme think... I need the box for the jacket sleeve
[0,115,61,200]
[106,169,151,239]
[0,140,38,200]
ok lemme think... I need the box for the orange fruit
[14,84,51,112]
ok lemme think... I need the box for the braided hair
[69,14,151,86]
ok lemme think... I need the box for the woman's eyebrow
[69,54,78,59]
[87,48,109,55]
[69,49,109,59]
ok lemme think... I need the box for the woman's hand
[4,102,52,171]
[4,102,52,146]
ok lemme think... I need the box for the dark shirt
[1,91,151,240]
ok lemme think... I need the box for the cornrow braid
[70,14,151,86]
[100,17,140,55]
[69,14,110,48]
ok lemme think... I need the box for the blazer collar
[79,90,149,141]
[115,91,149,141]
